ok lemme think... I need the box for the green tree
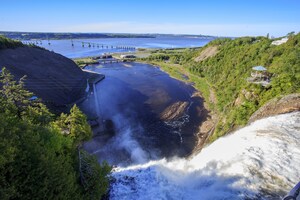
[0,69,111,199]
[68,105,92,145]
[53,104,92,146]
[287,31,295,37]
[79,151,112,200]
[0,67,53,125]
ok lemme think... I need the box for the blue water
[25,36,213,58]
[80,62,206,165]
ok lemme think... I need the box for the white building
[271,37,288,45]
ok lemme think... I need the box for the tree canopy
[0,68,111,200]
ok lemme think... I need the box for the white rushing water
[109,112,300,200]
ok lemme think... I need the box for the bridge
[75,40,136,50]
[22,39,137,50]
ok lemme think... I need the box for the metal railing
[283,182,300,200]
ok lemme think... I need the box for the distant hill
[0,31,155,40]
[0,31,218,41]
[0,36,87,110]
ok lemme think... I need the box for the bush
[0,35,24,50]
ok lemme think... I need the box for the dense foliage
[141,33,300,141]
[0,68,111,199]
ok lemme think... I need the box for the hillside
[141,33,300,143]
[0,36,88,109]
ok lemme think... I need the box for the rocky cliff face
[0,46,87,107]
[248,93,300,123]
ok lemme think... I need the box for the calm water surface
[27,36,213,58]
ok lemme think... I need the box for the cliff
[248,93,300,123]
[0,46,87,108]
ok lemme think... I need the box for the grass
[144,60,213,110]
[0,35,24,50]
[73,57,99,68]
[112,49,153,59]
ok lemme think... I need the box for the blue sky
[0,0,299,36]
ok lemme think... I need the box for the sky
[0,0,299,37]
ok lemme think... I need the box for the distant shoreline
[0,31,217,41]
[0,31,156,40]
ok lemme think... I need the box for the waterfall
[109,112,300,200]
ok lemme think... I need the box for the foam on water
[110,112,300,199]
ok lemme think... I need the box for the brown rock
[160,101,189,121]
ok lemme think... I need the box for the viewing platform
[247,66,271,87]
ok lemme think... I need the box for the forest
[0,68,111,200]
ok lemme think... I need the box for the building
[271,37,288,46]
[247,66,271,87]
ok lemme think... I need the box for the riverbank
[74,57,100,68]
[137,60,218,152]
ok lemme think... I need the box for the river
[36,35,212,164]
[24,36,213,58]
[79,62,207,166]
